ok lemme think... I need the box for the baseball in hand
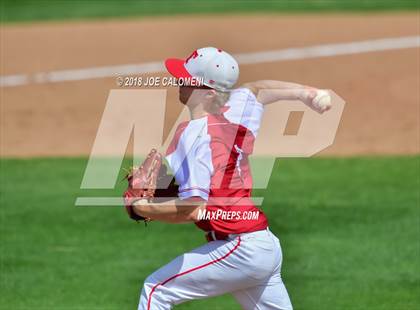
[312,89,332,113]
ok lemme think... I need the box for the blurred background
[1,1,419,309]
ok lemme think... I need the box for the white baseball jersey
[165,87,268,234]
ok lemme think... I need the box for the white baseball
[312,89,332,112]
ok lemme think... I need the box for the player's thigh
[143,237,252,301]
[232,275,293,310]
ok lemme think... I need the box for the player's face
[179,86,213,106]
[179,86,195,105]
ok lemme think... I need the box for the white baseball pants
[138,228,293,310]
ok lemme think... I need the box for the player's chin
[179,94,188,105]
[178,89,187,105]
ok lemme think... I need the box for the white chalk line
[1,36,419,88]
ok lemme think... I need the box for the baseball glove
[123,149,178,222]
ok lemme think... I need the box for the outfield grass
[1,0,419,23]
[0,156,419,309]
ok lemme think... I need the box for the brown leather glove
[123,149,179,222]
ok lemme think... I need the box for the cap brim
[165,58,192,79]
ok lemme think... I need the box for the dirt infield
[1,13,419,157]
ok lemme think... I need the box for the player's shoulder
[227,86,258,104]
[173,118,206,137]
[170,121,189,144]
[237,83,258,97]
[178,117,210,145]
[230,86,255,96]
[174,120,189,133]
[166,120,195,155]
[166,118,209,156]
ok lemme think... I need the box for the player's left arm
[132,198,205,223]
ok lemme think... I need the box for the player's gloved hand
[122,148,179,223]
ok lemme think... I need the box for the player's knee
[140,275,160,309]
[141,276,175,308]
[142,275,172,297]
[141,274,158,296]
[143,274,186,308]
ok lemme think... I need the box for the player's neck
[189,103,221,120]
[189,109,208,120]
[189,104,207,120]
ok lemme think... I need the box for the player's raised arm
[242,80,332,113]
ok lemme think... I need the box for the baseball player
[132,47,331,310]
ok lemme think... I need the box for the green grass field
[1,0,419,23]
[1,156,419,309]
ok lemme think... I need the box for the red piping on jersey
[146,236,241,309]
[220,125,247,189]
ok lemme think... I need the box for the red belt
[205,231,230,242]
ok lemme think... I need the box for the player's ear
[204,89,217,100]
